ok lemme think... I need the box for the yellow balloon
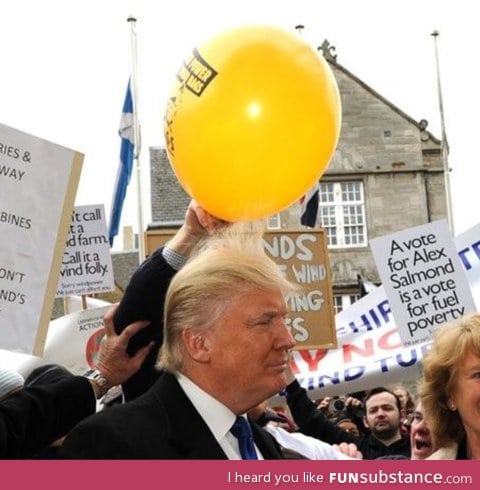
[164,25,341,221]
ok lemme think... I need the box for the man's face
[205,288,296,412]
[410,402,433,460]
[363,392,401,441]
[337,419,360,437]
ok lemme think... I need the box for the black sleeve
[59,415,128,459]
[0,377,95,459]
[285,379,360,446]
[113,247,177,400]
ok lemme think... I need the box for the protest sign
[370,220,475,347]
[271,221,480,403]
[56,204,114,297]
[455,222,480,310]
[262,230,336,349]
[42,305,111,373]
[0,122,83,355]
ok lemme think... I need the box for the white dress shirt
[176,373,263,459]
[264,424,357,460]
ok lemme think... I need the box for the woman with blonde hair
[420,313,480,459]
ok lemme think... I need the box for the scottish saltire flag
[300,183,319,227]
[108,81,135,246]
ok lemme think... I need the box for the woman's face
[410,402,433,460]
[450,350,480,442]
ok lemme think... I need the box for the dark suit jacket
[0,377,95,458]
[59,372,285,459]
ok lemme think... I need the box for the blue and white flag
[108,81,135,246]
[300,183,319,228]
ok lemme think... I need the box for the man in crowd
[64,200,362,459]
[285,368,411,459]
[60,223,299,458]
[112,200,224,401]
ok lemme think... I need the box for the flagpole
[431,30,454,235]
[127,15,146,262]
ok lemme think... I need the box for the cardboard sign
[56,204,114,297]
[370,220,475,347]
[0,122,83,355]
[145,228,336,349]
[262,230,336,349]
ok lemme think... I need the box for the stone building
[148,40,446,313]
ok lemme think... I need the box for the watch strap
[84,369,111,398]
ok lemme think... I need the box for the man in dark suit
[60,222,298,459]
[112,201,225,401]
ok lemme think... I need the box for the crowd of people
[1,200,480,460]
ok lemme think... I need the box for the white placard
[0,122,83,355]
[370,220,475,346]
[455,222,480,310]
[42,305,111,374]
[56,204,114,297]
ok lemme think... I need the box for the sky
[2,0,478,249]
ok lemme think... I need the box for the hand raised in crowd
[317,397,333,413]
[332,442,363,459]
[95,304,154,387]
[344,396,364,410]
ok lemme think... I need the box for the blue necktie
[230,416,258,460]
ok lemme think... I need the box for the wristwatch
[84,369,111,399]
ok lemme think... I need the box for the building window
[333,294,360,314]
[318,181,367,248]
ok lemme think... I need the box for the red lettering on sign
[342,339,374,363]
[378,328,401,350]
[291,349,328,373]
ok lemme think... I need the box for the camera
[328,397,366,419]
[348,405,366,419]
[328,398,345,413]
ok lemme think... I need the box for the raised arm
[284,366,360,446]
